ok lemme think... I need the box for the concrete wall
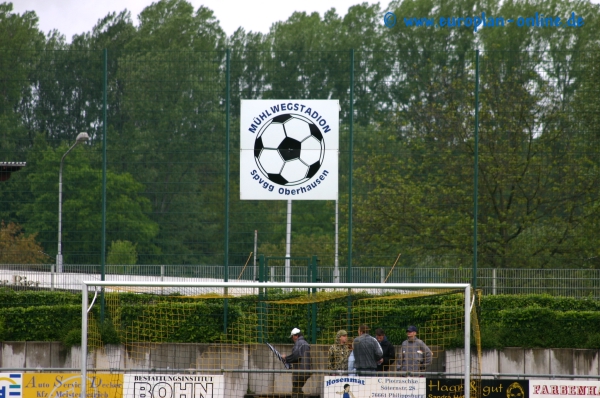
[2,342,599,392]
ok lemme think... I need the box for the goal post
[81,281,479,398]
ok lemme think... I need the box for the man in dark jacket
[352,324,383,373]
[375,328,396,372]
[283,328,311,398]
[397,325,432,372]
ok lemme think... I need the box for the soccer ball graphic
[254,113,325,186]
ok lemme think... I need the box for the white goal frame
[81,281,472,398]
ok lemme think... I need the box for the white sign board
[323,376,426,398]
[530,380,600,397]
[240,100,339,200]
[124,374,224,398]
[0,373,22,398]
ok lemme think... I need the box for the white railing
[1,264,600,298]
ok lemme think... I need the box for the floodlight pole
[57,132,89,273]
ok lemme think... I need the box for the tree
[107,240,138,274]
[352,52,600,269]
[0,221,46,264]
[129,0,225,52]
[0,2,45,156]
[104,0,228,264]
[569,45,600,270]
[19,137,158,264]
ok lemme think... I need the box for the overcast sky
[10,0,600,42]
[11,0,384,41]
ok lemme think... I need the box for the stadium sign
[240,100,339,200]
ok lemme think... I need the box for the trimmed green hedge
[1,288,599,349]
[0,289,82,308]
[0,304,81,341]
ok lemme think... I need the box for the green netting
[2,0,600,280]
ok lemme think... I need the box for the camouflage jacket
[328,343,351,370]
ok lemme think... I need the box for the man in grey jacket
[397,325,432,372]
[283,328,311,398]
[352,324,383,373]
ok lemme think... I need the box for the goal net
[80,282,481,398]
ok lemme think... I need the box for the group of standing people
[328,324,431,373]
[282,324,432,398]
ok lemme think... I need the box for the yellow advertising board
[22,374,122,398]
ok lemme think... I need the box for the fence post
[473,49,480,291]
[160,265,165,295]
[311,255,318,344]
[224,48,231,283]
[101,48,108,322]
[259,254,265,282]
[224,48,231,334]
[348,49,355,283]
[258,254,265,343]
[347,49,355,334]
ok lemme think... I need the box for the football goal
[80,281,481,398]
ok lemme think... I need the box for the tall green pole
[348,49,355,284]
[347,49,355,332]
[473,50,480,291]
[224,49,231,333]
[311,256,317,344]
[258,255,265,343]
[100,49,108,321]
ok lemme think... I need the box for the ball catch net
[81,282,481,398]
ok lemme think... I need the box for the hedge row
[0,289,82,308]
[1,288,599,349]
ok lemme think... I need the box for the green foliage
[3,290,600,350]
[60,318,83,348]
[0,288,82,308]
[98,318,121,345]
[117,301,235,343]
[0,316,5,341]
[491,309,600,349]
[0,221,46,264]
[107,240,138,273]
[481,294,600,313]
[61,328,81,348]
[18,140,159,264]
[61,316,120,348]
[0,305,81,341]
[2,0,600,269]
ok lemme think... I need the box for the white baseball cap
[290,328,301,337]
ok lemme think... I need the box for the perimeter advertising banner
[426,378,529,398]
[123,374,224,398]
[530,380,600,397]
[1,373,22,398]
[240,100,339,200]
[18,373,122,398]
[323,376,426,398]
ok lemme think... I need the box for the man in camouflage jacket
[328,329,351,371]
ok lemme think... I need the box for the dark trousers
[356,368,377,375]
[292,373,310,398]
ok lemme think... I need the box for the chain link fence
[2,49,600,288]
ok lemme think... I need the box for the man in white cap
[282,328,311,398]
